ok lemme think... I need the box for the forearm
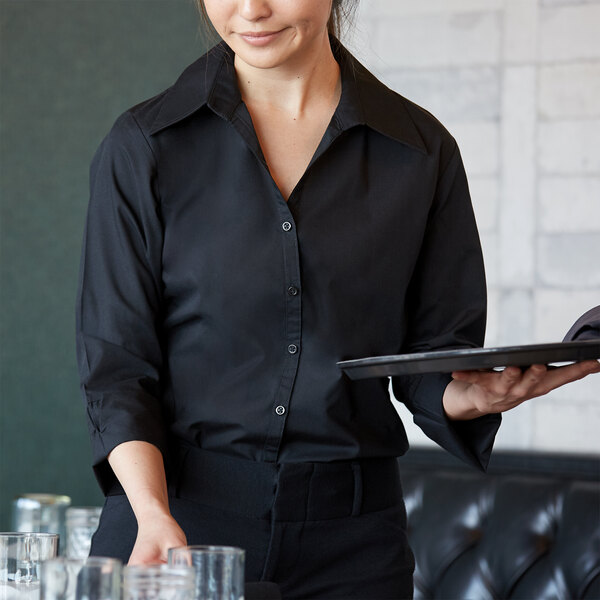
[108,440,171,521]
[108,441,186,564]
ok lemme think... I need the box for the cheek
[308,0,333,23]
[296,1,333,34]
[202,0,229,35]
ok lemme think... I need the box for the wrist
[443,379,487,420]
[129,492,172,523]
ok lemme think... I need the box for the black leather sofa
[399,449,600,600]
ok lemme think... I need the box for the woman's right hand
[128,512,187,565]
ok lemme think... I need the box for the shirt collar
[149,40,427,154]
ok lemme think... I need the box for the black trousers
[91,447,414,599]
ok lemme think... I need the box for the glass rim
[65,506,103,515]
[13,494,71,505]
[123,564,196,574]
[0,532,60,538]
[122,564,196,586]
[168,545,245,555]
[41,556,122,567]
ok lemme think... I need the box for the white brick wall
[539,63,600,118]
[539,178,600,232]
[539,4,600,62]
[350,0,600,454]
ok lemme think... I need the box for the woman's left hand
[443,360,600,420]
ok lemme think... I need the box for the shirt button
[287,286,299,296]
[282,221,292,232]
[288,344,298,354]
[275,405,286,416]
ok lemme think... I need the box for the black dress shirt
[76,40,501,494]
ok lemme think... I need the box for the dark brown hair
[195,1,358,42]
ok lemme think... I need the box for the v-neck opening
[231,99,344,205]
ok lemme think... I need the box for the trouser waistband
[169,445,403,522]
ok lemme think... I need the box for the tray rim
[337,339,600,378]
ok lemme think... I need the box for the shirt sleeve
[392,141,501,472]
[76,111,166,494]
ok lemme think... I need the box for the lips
[239,30,281,38]
[238,29,285,46]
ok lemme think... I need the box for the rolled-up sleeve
[392,142,501,471]
[76,112,166,493]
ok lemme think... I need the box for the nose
[238,0,272,21]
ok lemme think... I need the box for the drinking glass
[12,495,71,553]
[0,532,59,600]
[64,508,102,560]
[40,557,121,600]
[168,546,245,600]
[122,565,195,600]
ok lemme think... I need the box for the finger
[495,366,525,395]
[529,359,600,395]
[507,364,547,399]
[451,366,522,392]
[587,359,600,372]
[451,367,524,403]
[451,368,509,386]
[451,369,487,384]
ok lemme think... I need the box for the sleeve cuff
[394,372,502,471]
[86,396,168,495]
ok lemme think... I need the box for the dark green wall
[0,0,208,529]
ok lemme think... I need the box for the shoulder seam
[126,110,159,165]
[123,111,163,210]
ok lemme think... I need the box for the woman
[76,1,600,597]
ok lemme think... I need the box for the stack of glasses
[0,542,245,600]
[12,495,102,560]
[0,532,60,599]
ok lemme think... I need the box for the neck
[234,33,341,118]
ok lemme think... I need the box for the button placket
[262,212,302,461]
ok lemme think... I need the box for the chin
[231,45,295,70]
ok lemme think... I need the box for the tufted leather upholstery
[398,450,600,600]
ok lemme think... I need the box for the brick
[451,121,500,177]
[360,0,504,17]
[540,4,600,62]
[500,67,536,286]
[539,63,600,119]
[385,66,500,123]
[493,405,534,450]
[344,15,382,74]
[480,231,499,287]
[539,177,600,232]
[541,0,600,8]
[538,234,600,287]
[469,176,499,233]
[534,289,600,342]
[532,396,600,453]
[374,11,502,68]
[485,286,500,347]
[538,120,600,174]
[547,376,600,404]
[498,288,534,345]
[503,0,538,63]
